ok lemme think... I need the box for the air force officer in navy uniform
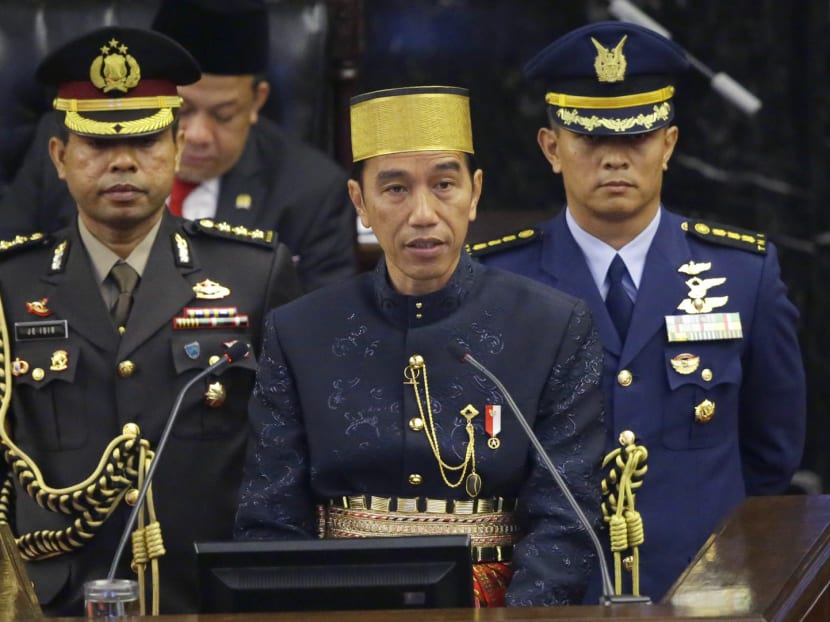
[475,22,806,602]
[0,27,301,615]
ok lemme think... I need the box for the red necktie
[168,177,200,217]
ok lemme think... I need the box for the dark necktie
[605,254,634,342]
[110,262,140,329]
[168,177,200,217]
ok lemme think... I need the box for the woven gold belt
[318,495,520,563]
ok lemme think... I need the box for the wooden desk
[22,495,830,622]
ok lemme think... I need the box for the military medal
[205,381,227,407]
[174,306,248,329]
[694,399,715,424]
[25,298,52,317]
[665,312,743,342]
[12,358,30,376]
[173,315,249,329]
[485,404,501,449]
[669,353,700,375]
[192,279,231,300]
[50,350,69,372]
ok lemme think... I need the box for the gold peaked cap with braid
[350,86,474,162]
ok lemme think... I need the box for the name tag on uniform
[665,312,743,342]
[15,320,69,341]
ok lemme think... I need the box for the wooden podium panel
[665,495,830,621]
[27,495,830,622]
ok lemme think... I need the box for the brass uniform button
[32,368,45,382]
[617,369,633,387]
[701,368,713,382]
[124,489,140,506]
[408,473,423,486]
[694,399,715,424]
[208,355,221,366]
[117,360,136,378]
[623,555,634,572]
[409,417,424,432]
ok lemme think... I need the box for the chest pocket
[10,341,86,450]
[169,333,257,439]
[661,343,743,450]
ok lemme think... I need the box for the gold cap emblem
[592,35,628,82]
[90,38,141,94]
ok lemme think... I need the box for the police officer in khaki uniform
[0,26,301,615]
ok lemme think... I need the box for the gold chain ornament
[404,354,481,497]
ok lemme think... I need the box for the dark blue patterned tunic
[234,253,606,605]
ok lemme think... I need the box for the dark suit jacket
[479,208,806,601]
[0,213,301,615]
[0,114,355,291]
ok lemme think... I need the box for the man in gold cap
[234,85,606,607]
[474,21,806,601]
[0,26,300,615]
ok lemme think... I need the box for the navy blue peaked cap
[524,21,689,135]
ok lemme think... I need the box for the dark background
[353,0,830,490]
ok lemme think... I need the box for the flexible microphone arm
[447,342,649,605]
[608,0,762,115]
[107,341,251,581]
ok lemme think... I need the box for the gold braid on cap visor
[54,94,182,136]
[350,92,474,162]
[545,86,675,134]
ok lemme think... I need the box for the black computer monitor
[194,535,474,613]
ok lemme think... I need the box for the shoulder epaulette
[187,219,275,248]
[0,232,51,258]
[466,228,540,258]
[682,219,767,254]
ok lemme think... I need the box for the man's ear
[469,168,483,222]
[175,127,185,173]
[537,127,562,174]
[348,179,370,229]
[250,79,271,124]
[48,136,68,181]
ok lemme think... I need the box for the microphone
[608,0,762,115]
[447,341,650,605]
[106,340,251,581]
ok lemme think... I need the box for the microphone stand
[452,346,650,605]
[107,343,249,581]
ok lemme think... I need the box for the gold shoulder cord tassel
[600,430,648,596]
[404,354,481,498]
[0,292,165,614]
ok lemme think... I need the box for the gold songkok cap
[350,86,474,163]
